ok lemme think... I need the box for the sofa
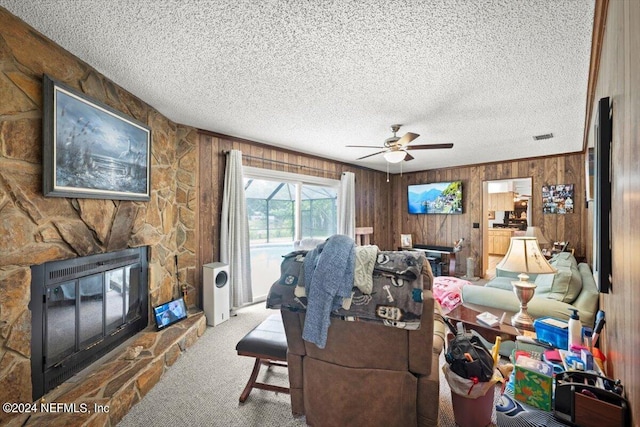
[268,246,445,426]
[462,252,600,327]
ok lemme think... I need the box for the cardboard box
[514,355,554,411]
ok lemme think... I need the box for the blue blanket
[302,235,355,348]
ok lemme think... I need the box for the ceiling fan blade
[405,143,454,150]
[404,152,414,161]
[396,132,420,147]
[346,145,385,148]
[356,150,387,160]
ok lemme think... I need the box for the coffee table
[446,303,521,343]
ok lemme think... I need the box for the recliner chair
[280,263,445,427]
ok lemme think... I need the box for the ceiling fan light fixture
[384,151,406,163]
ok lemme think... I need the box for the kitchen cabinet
[488,192,515,211]
[488,228,515,255]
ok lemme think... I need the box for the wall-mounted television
[408,181,463,214]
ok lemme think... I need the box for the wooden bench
[235,313,289,402]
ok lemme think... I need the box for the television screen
[153,297,188,330]
[408,181,463,214]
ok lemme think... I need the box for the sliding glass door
[243,168,338,301]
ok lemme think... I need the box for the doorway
[482,177,532,278]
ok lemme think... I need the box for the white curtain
[220,150,252,308]
[338,171,356,237]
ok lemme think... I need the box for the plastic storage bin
[534,317,569,349]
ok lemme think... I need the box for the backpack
[444,318,495,382]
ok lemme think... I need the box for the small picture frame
[400,234,413,248]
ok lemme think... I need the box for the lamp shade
[496,237,557,275]
[383,150,406,163]
[525,226,550,246]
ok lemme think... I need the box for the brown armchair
[280,264,446,426]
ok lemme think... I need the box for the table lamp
[496,236,557,330]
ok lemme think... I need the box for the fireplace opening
[30,247,149,400]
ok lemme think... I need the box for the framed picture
[542,184,574,214]
[43,75,151,201]
[400,234,413,248]
[594,97,612,293]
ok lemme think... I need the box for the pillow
[549,252,578,269]
[533,273,555,295]
[536,260,583,303]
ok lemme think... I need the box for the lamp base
[511,311,536,331]
[511,279,537,332]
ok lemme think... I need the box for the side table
[446,303,520,343]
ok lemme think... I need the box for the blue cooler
[533,317,569,349]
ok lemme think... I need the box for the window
[243,167,339,301]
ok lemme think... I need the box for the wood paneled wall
[391,154,587,276]
[590,0,640,422]
[196,130,587,281]
[195,131,393,299]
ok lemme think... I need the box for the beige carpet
[117,302,485,426]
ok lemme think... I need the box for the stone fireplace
[30,247,149,400]
[0,10,201,425]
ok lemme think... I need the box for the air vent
[533,133,554,141]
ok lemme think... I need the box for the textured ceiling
[1,1,595,173]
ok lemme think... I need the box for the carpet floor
[117,302,506,426]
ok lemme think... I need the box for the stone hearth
[7,312,206,427]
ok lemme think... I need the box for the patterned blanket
[266,250,426,329]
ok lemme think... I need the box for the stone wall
[0,9,197,423]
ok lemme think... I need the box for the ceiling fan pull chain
[386,162,389,182]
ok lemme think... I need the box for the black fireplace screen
[30,247,148,400]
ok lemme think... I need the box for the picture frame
[542,184,574,214]
[43,75,151,201]
[594,97,612,293]
[400,234,413,248]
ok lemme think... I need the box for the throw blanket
[266,248,426,339]
[353,245,379,294]
[302,235,356,348]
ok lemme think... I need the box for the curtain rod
[223,151,343,177]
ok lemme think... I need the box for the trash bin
[451,386,494,427]
[443,364,498,427]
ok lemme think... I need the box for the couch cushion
[549,251,578,268]
[535,259,582,303]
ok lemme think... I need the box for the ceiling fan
[347,124,454,163]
